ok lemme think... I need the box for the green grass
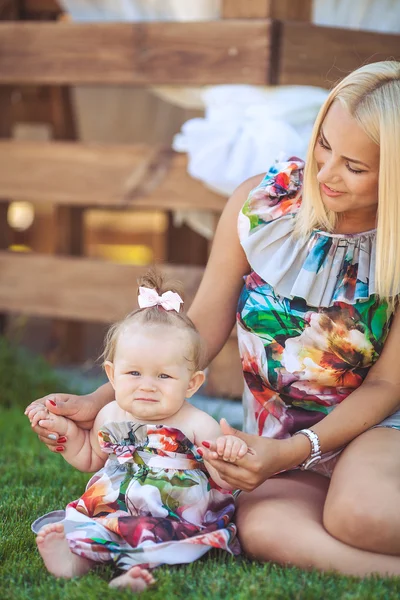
[1,340,400,599]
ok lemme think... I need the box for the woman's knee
[235,494,284,560]
[323,491,389,550]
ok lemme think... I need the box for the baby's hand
[204,435,248,463]
[27,406,69,437]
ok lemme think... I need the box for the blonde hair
[294,60,400,306]
[103,269,205,370]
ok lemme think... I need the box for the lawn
[1,339,400,599]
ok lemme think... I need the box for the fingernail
[202,441,211,448]
[56,446,64,452]
[48,434,57,440]
[48,399,57,407]
[197,448,204,456]
[58,436,67,443]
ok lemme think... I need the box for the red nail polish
[197,448,204,456]
[58,436,67,443]
[202,441,211,448]
[56,446,64,452]
[48,400,57,407]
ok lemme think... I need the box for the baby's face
[107,324,198,422]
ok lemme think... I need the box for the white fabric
[173,85,329,197]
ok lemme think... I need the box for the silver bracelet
[294,429,322,470]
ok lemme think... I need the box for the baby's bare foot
[109,566,156,592]
[36,523,94,578]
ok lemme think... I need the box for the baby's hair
[102,268,205,371]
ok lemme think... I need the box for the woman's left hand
[200,419,305,491]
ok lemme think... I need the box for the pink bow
[138,287,183,313]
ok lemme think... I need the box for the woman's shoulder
[237,157,304,245]
[241,158,304,224]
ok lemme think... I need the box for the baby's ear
[186,371,206,398]
[104,361,116,388]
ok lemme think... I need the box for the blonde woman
[27,61,400,577]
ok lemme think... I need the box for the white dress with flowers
[237,158,395,443]
[61,422,239,570]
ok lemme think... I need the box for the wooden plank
[222,0,311,21]
[22,0,61,14]
[221,0,270,18]
[278,22,400,88]
[0,251,205,322]
[0,0,18,19]
[0,21,271,85]
[267,0,312,21]
[0,140,227,211]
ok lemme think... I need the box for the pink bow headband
[138,287,183,313]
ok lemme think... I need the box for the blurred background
[0,0,399,410]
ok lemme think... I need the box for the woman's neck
[334,209,377,235]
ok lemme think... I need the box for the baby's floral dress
[237,158,396,466]
[62,422,239,570]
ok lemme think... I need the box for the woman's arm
[187,175,260,364]
[308,309,400,452]
[201,312,400,490]
[26,383,115,447]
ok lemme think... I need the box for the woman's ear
[104,361,116,389]
[186,371,206,398]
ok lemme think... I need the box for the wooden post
[49,85,85,363]
[0,0,19,333]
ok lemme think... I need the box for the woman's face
[314,101,380,224]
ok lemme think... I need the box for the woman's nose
[317,159,340,185]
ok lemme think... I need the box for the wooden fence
[0,0,399,396]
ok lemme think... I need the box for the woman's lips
[320,183,345,197]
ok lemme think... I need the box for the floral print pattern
[62,422,239,570]
[238,159,392,439]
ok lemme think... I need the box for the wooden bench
[0,0,399,397]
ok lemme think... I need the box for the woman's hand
[200,419,310,492]
[25,392,99,449]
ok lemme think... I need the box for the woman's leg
[236,429,400,577]
[323,427,400,554]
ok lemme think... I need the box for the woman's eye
[317,136,330,150]
[346,163,365,175]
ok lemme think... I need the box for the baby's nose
[140,378,157,391]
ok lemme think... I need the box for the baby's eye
[159,373,170,379]
[129,371,140,376]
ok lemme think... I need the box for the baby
[27,271,247,592]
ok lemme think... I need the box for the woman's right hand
[25,392,98,449]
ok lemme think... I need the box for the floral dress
[61,422,239,570]
[237,157,395,448]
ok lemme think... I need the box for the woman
[27,61,400,577]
